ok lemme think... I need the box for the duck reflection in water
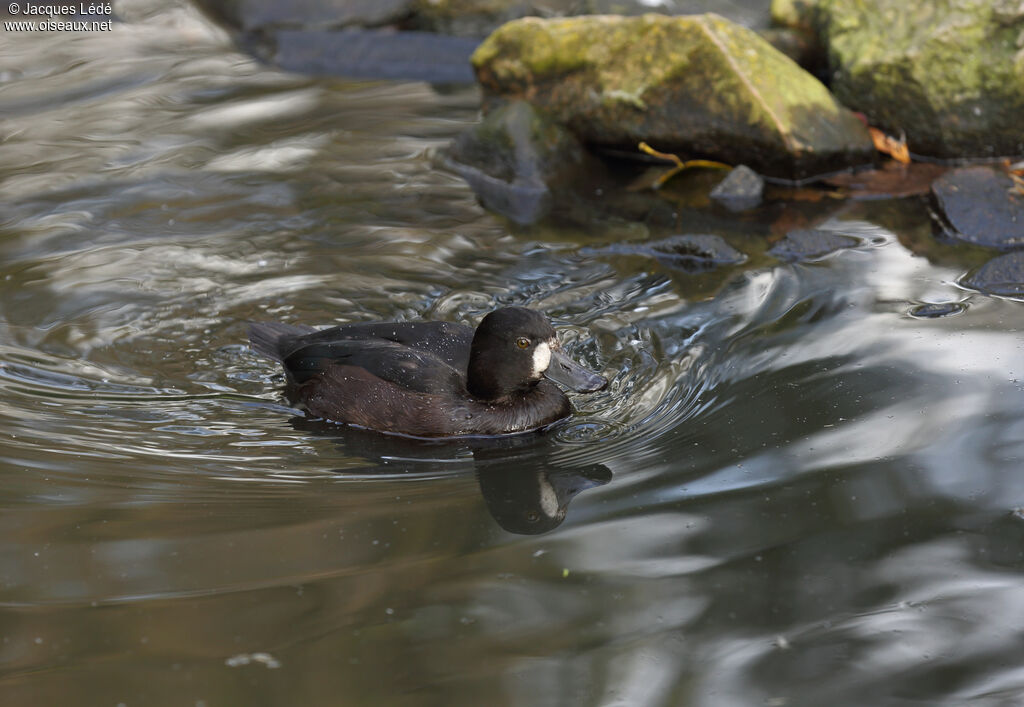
[289,419,612,535]
[475,459,611,535]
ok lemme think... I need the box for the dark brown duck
[249,307,607,438]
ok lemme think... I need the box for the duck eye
[516,337,531,349]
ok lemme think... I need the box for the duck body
[249,307,606,438]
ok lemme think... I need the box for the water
[2,4,1023,706]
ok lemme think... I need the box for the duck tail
[248,322,316,361]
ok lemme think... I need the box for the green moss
[822,0,1024,155]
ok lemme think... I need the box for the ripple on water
[553,419,623,444]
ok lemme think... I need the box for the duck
[248,306,607,438]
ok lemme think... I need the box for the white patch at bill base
[531,341,552,378]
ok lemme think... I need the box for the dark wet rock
[758,26,826,76]
[471,14,874,180]
[930,167,1024,251]
[258,29,478,82]
[769,228,860,261]
[775,0,1024,158]
[587,234,748,273]
[411,0,772,39]
[194,0,413,31]
[960,251,1024,298]
[407,0,531,37]
[710,165,765,211]
[908,302,967,319]
[195,1,481,82]
[445,100,594,225]
[411,0,681,37]
[197,0,772,40]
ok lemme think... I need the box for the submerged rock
[586,233,748,273]
[931,167,1024,251]
[961,251,1024,298]
[710,165,765,211]
[769,228,860,261]
[445,100,593,224]
[471,13,874,179]
[907,302,967,319]
[778,0,1024,158]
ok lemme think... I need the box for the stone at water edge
[471,13,875,179]
[908,302,967,319]
[961,251,1024,298]
[769,228,860,261]
[585,234,748,273]
[931,167,1024,251]
[710,165,765,211]
[445,100,594,225]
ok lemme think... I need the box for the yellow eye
[516,337,531,349]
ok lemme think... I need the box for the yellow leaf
[637,142,731,189]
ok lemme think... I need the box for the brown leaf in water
[823,161,949,199]
[868,126,911,164]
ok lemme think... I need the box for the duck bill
[545,347,607,393]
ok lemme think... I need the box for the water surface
[1,4,1023,706]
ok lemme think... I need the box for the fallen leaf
[868,127,911,164]
[823,161,948,199]
[637,142,731,189]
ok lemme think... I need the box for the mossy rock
[779,0,1024,158]
[471,13,873,179]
